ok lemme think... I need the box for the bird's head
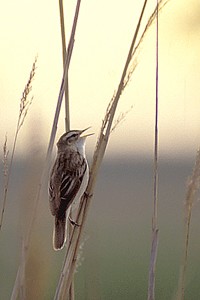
[57,127,93,153]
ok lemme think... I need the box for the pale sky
[1,0,200,159]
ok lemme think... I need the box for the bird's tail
[53,216,66,250]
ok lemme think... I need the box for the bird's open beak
[80,127,94,137]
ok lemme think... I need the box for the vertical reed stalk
[10,1,169,299]
[59,0,73,298]
[59,0,70,131]
[45,0,81,166]
[148,2,159,300]
[54,1,150,298]
[11,1,81,297]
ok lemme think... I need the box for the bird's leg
[68,192,93,226]
[84,191,93,198]
[69,216,80,227]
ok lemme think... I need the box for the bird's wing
[49,175,58,216]
[49,153,87,217]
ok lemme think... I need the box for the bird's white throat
[76,137,86,157]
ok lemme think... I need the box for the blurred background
[0,0,200,299]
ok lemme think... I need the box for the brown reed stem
[11,1,81,296]
[54,1,149,298]
[148,2,159,300]
[59,0,70,132]
[59,0,73,298]
[46,0,81,167]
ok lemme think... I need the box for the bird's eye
[67,133,78,144]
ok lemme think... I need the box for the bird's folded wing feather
[49,154,87,217]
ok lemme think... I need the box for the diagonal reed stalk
[53,1,163,299]
[10,1,169,299]
[176,149,200,300]
[11,2,81,299]
[0,58,37,232]
[59,0,70,132]
[45,0,81,166]
[54,1,169,299]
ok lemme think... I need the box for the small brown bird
[49,128,92,250]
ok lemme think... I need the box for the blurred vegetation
[1,152,200,299]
